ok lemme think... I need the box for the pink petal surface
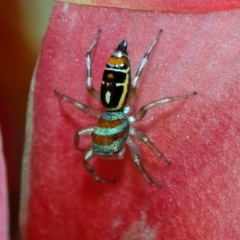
[21,3,240,240]
[57,0,240,12]
[0,129,9,240]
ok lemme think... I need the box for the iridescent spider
[54,29,197,187]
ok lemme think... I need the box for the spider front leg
[74,127,95,151]
[117,147,126,159]
[130,128,171,165]
[127,137,162,188]
[74,127,116,183]
[54,89,102,118]
[86,29,101,101]
[129,29,163,107]
[83,148,116,184]
[132,91,197,122]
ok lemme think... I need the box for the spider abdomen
[100,40,131,111]
[92,111,129,155]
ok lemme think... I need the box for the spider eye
[113,134,118,140]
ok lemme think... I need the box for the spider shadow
[78,155,127,199]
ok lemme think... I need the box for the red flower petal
[21,3,240,240]
[57,0,240,12]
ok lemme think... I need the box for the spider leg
[129,29,163,107]
[86,29,101,101]
[83,148,116,184]
[130,128,171,165]
[117,147,126,159]
[74,127,95,151]
[127,137,162,188]
[132,91,197,122]
[54,89,102,118]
